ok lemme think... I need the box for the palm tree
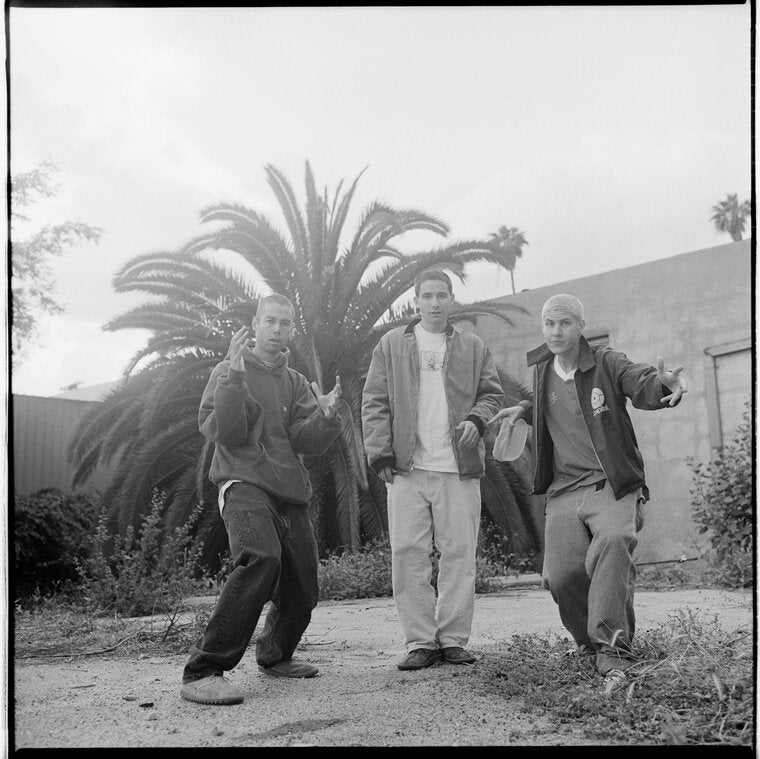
[711,194,751,241]
[71,162,535,569]
[488,226,528,294]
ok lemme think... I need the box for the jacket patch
[591,387,609,417]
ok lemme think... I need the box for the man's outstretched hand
[656,357,688,406]
[312,375,342,419]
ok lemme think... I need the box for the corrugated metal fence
[11,394,112,497]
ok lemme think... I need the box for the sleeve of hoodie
[287,374,340,454]
[464,343,505,436]
[603,349,683,410]
[361,338,395,473]
[198,361,262,446]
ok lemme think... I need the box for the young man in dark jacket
[181,293,341,706]
[490,294,687,694]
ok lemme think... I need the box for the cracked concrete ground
[13,581,753,748]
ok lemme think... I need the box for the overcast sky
[9,5,752,397]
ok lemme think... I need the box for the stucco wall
[472,240,752,563]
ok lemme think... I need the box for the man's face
[542,308,584,357]
[252,302,295,359]
[414,279,454,332]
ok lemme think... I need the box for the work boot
[440,646,477,664]
[397,648,439,670]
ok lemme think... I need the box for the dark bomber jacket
[517,336,681,501]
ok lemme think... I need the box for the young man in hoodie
[362,269,503,671]
[489,293,687,694]
[181,293,342,706]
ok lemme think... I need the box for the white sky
[8,5,753,397]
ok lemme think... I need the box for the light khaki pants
[386,468,481,652]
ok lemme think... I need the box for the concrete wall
[472,240,752,563]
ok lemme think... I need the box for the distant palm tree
[711,193,751,241]
[71,162,535,568]
[488,226,528,294]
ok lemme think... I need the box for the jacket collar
[403,316,455,337]
[526,335,595,371]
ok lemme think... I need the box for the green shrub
[318,536,393,600]
[14,488,100,600]
[688,403,753,588]
[317,533,535,601]
[76,493,208,616]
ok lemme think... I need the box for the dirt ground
[12,581,754,748]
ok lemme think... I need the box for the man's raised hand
[656,357,688,406]
[229,327,251,372]
[312,375,342,419]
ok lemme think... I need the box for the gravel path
[13,585,753,748]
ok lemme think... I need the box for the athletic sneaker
[601,668,627,695]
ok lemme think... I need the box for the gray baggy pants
[542,481,645,675]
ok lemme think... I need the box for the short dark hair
[414,269,453,296]
[255,293,295,319]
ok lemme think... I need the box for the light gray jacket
[361,318,503,479]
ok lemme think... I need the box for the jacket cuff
[371,456,396,474]
[465,414,485,437]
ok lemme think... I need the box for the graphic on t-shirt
[420,349,444,372]
[550,390,559,405]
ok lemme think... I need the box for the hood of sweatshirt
[240,346,291,373]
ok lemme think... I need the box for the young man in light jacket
[362,269,503,670]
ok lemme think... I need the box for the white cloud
[8,5,752,394]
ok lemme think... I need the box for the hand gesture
[455,420,480,450]
[228,327,252,372]
[378,466,395,485]
[311,375,342,419]
[487,405,522,427]
[656,357,687,406]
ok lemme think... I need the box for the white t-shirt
[413,324,458,472]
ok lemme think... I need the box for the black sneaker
[397,648,439,670]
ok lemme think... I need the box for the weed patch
[479,608,753,746]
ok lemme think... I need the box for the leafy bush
[688,404,753,588]
[317,532,535,601]
[76,493,208,617]
[14,488,100,600]
[318,536,393,600]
